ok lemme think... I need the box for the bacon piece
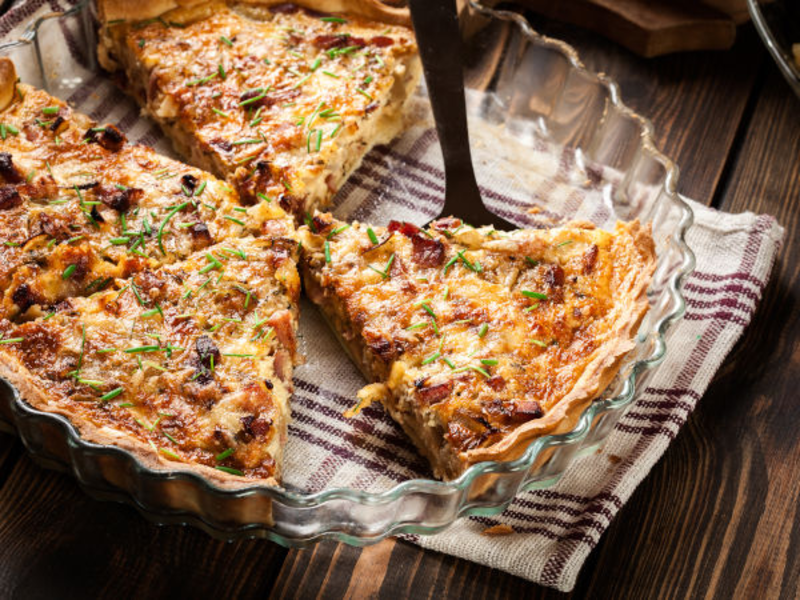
[388,220,420,237]
[582,244,599,274]
[0,152,23,183]
[508,400,544,422]
[270,3,300,13]
[11,284,39,312]
[267,310,296,353]
[410,234,445,267]
[544,263,565,287]
[180,174,199,195]
[312,34,366,50]
[98,186,143,212]
[189,222,213,250]
[240,415,272,441]
[0,185,22,210]
[416,379,453,405]
[370,36,394,47]
[193,335,221,384]
[486,375,506,391]
[84,124,126,152]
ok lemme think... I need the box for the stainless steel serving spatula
[407,0,517,231]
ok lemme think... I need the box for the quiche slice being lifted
[97,0,421,218]
[299,215,656,479]
[0,235,300,485]
[0,58,289,321]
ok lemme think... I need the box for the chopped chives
[199,253,223,274]
[525,256,539,266]
[321,70,339,78]
[42,106,59,115]
[223,353,255,358]
[215,466,244,476]
[0,338,24,345]
[239,93,266,107]
[160,448,181,460]
[212,108,230,118]
[321,16,347,23]
[443,357,456,369]
[531,339,548,347]
[163,432,179,445]
[420,302,435,319]
[480,358,498,366]
[556,240,574,247]
[405,322,428,331]
[220,35,233,46]
[99,388,124,402]
[367,227,379,245]
[324,240,331,263]
[478,323,489,337]
[421,351,440,365]
[224,215,245,226]
[356,88,373,101]
[62,264,77,279]
[157,201,189,255]
[194,180,207,196]
[521,290,548,300]
[124,345,160,353]
[216,448,235,461]
[256,192,272,203]
[310,57,322,71]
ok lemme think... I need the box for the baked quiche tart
[299,215,656,479]
[0,234,300,485]
[96,0,421,218]
[0,58,289,322]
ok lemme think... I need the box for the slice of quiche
[0,57,290,321]
[97,0,421,218]
[299,215,656,479]
[0,235,300,485]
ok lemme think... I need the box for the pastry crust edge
[0,57,17,113]
[97,0,411,26]
[0,351,281,494]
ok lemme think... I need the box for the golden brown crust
[300,215,657,479]
[97,0,410,28]
[0,58,15,112]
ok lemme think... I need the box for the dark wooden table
[1,16,798,600]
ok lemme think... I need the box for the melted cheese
[0,83,291,320]
[0,236,300,480]
[99,2,420,217]
[300,215,655,477]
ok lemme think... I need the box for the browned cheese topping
[300,215,655,461]
[0,82,291,321]
[0,236,300,480]
[100,2,419,217]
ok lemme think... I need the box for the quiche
[96,0,421,218]
[299,215,656,479]
[0,234,300,485]
[0,58,289,322]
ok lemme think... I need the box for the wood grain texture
[0,450,288,600]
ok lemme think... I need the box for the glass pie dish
[0,0,694,545]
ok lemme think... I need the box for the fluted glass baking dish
[0,0,694,544]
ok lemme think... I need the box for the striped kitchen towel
[0,0,785,591]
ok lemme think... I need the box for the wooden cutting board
[488,0,747,57]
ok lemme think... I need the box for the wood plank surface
[0,447,288,600]
[0,10,796,600]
